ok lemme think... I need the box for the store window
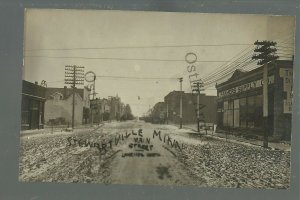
[227,100,234,127]
[222,95,263,130]
[234,99,240,127]
[30,100,39,111]
[254,95,263,128]
[223,100,234,127]
[247,96,255,128]
[240,98,247,128]
[223,101,228,126]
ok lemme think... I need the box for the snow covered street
[19,120,290,189]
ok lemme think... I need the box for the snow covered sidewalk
[176,123,291,152]
[154,124,290,189]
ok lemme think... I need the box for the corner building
[216,60,293,141]
[21,80,46,130]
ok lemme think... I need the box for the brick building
[108,96,123,121]
[21,80,46,130]
[151,102,167,124]
[90,98,110,123]
[90,96,125,123]
[164,91,217,125]
[215,60,293,140]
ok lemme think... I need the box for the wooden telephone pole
[179,78,183,129]
[65,65,85,129]
[192,80,204,132]
[252,40,278,148]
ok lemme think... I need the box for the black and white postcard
[19,9,295,189]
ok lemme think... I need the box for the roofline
[22,93,46,100]
[216,60,293,89]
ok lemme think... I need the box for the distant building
[108,95,124,121]
[108,96,122,121]
[164,91,217,125]
[90,98,109,123]
[21,80,46,130]
[151,102,167,124]
[216,60,293,140]
[90,96,125,123]
[44,86,91,126]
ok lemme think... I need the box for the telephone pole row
[65,65,85,129]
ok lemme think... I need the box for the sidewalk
[181,123,291,152]
[20,123,102,137]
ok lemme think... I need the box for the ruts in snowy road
[19,120,290,188]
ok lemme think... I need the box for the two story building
[164,91,217,125]
[44,86,91,126]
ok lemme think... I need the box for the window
[254,95,263,128]
[222,95,263,130]
[234,99,240,127]
[223,100,234,127]
[21,111,29,124]
[227,101,234,127]
[53,92,63,103]
[30,100,39,110]
[247,96,255,128]
[223,101,228,126]
[240,98,247,128]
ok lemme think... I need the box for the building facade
[44,86,90,126]
[216,60,293,141]
[90,98,110,123]
[108,96,122,121]
[21,80,46,130]
[151,102,167,124]
[90,96,126,123]
[164,91,217,125]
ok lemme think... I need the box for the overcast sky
[23,9,295,116]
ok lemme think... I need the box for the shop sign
[280,68,293,114]
[218,75,274,98]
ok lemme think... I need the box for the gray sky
[23,9,295,116]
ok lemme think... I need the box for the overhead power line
[24,55,230,63]
[200,36,295,89]
[25,43,253,51]
[203,59,257,88]
[202,52,254,82]
[43,75,181,84]
[202,47,255,82]
[201,45,254,81]
[203,39,293,88]
[95,75,179,80]
[201,47,257,87]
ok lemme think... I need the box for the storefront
[21,80,46,130]
[216,60,293,141]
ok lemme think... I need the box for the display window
[222,95,263,129]
[234,99,240,127]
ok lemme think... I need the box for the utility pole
[65,65,84,129]
[179,78,183,129]
[192,80,204,132]
[85,71,97,126]
[252,40,278,148]
[90,85,96,126]
[166,102,168,124]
